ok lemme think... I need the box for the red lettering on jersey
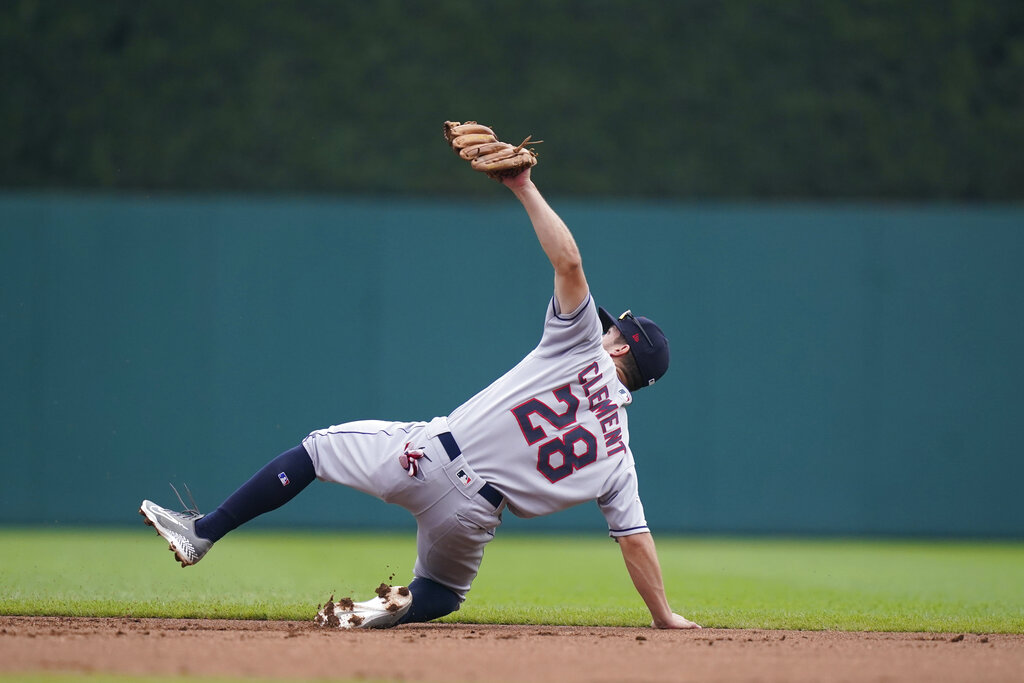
[606,440,628,458]
[600,412,620,431]
[578,362,602,396]
[588,392,617,422]
[511,384,580,446]
[603,427,623,452]
[536,426,598,483]
[516,361,631,484]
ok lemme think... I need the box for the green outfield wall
[2,194,1022,537]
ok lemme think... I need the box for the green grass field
[2,528,1022,633]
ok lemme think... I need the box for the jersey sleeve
[535,293,603,358]
[597,465,650,538]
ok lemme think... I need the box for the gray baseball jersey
[446,293,648,535]
[302,292,648,597]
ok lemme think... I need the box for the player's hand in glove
[443,121,540,180]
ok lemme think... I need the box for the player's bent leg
[399,577,462,623]
[410,495,500,618]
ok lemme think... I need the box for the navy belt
[438,431,503,509]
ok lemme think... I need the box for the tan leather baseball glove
[443,121,540,180]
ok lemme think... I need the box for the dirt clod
[315,597,336,628]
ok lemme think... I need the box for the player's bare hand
[653,613,702,629]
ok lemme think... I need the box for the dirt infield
[2,616,1022,682]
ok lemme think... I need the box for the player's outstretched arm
[617,532,702,629]
[502,168,589,313]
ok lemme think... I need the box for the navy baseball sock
[194,445,316,543]
[399,577,462,623]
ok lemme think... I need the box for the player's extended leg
[140,444,315,567]
[196,445,316,541]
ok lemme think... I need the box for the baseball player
[140,124,701,630]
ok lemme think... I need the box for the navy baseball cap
[598,306,670,387]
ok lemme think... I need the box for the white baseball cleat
[314,584,413,629]
[139,499,213,567]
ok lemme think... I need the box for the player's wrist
[504,175,536,195]
[650,610,674,628]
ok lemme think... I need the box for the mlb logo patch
[278,472,290,486]
[456,469,472,487]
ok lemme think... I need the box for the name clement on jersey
[577,361,627,457]
[511,359,627,484]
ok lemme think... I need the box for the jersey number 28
[511,385,599,483]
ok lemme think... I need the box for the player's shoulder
[547,291,596,323]
[536,293,598,347]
